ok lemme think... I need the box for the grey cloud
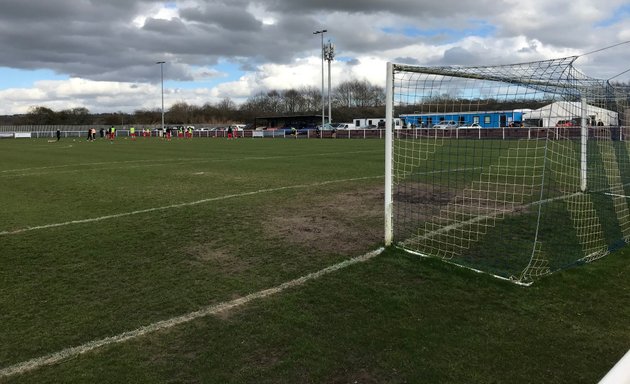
[439,46,482,65]
[263,0,498,17]
[0,0,628,113]
[179,4,262,32]
[142,17,189,34]
[0,0,515,82]
[393,57,421,65]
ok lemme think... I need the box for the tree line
[4,79,627,126]
[1,79,386,126]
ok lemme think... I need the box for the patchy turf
[0,137,628,383]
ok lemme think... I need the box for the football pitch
[0,136,628,383]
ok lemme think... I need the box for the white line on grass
[0,175,383,236]
[1,166,478,236]
[2,162,558,240]
[0,247,385,379]
[0,159,205,177]
[0,150,381,176]
[604,192,630,199]
[0,159,175,174]
[0,161,206,178]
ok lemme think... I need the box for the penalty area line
[0,247,385,379]
[604,192,630,199]
[0,175,382,236]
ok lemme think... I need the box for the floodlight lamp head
[324,41,335,60]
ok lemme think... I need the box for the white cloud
[246,2,278,25]
[132,3,180,28]
[1,0,629,115]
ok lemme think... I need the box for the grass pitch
[0,136,628,383]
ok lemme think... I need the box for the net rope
[389,58,630,283]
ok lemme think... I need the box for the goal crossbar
[385,59,630,284]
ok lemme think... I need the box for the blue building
[400,109,530,128]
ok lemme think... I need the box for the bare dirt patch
[265,185,384,255]
[182,241,250,274]
[395,182,454,205]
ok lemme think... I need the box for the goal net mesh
[387,58,630,284]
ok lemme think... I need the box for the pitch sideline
[1,165,483,236]
[0,247,385,378]
[0,175,383,236]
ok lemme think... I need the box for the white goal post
[385,58,630,284]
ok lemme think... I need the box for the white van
[353,118,401,129]
[335,123,356,129]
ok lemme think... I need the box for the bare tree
[8,78,392,126]
[168,102,193,124]
[134,108,162,124]
[23,106,57,124]
[333,80,355,108]
[266,90,283,113]
[300,86,322,113]
[283,89,302,114]
[217,97,237,111]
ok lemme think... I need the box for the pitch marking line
[604,192,630,199]
[0,247,385,378]
[0,159,193,174]
[0,166,472,236]
[0,150,381,176]
[0,175,382,236]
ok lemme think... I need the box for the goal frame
[384,60,629,284]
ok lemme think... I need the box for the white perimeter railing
[0,127,627,141]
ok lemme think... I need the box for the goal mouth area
[385,59,630,284]
[394,245,534,286]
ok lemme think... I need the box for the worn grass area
[0,136,628,383]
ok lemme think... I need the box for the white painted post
[384,62,394,246]
[581,98,588,192]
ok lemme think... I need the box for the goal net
[384,58,630,284]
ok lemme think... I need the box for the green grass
[0,136,628,383]
[395,137,630,280]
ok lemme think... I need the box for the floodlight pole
[313,29,327,133]
[324,40,335,124]
[156,61,166,132]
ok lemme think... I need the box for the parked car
[297,127,318,135]
[555,120,576,127]
[458,123,481,128]
[316,123,338,131]
[432,120,458,129]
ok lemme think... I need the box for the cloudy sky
[0,0,629,115]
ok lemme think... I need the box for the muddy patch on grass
[182,241,250,274]
[395,182,455,205]
[265,186,384,255]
